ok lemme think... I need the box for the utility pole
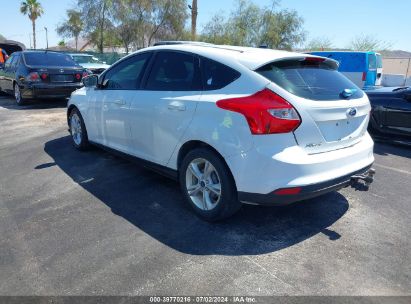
[188,0,198,41]
[44,27,48,50]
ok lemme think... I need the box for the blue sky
[1,0,409,51]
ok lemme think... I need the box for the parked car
[0,50,88,105]
[365,86,411,144]
[69,53,110,75]
[308,51,383,88]
[67,42,375,221]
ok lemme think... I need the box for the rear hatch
[257,57,371,154]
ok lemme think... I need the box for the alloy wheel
[185,158,222,211]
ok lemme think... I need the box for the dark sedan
[0,51,88,105]
[366,87,411,144]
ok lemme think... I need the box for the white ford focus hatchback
[67,42,375,221]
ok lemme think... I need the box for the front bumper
[238,165,374,206]
[21,83,83,99]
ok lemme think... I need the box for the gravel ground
[0,95,410,296]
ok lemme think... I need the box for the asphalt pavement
[0,95,410,296]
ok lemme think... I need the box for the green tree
[201,0,305,50]
[57,9,84,51]
[146,0,189,46]
[348,34,391,52]
[111,0,151,52]
[78,0,113,53]
[20,0,44,49]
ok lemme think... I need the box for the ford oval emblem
[347,108,357,117]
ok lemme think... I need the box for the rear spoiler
[254,55,340,71]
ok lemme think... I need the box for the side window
[11,54,20,69]
[368,54,377,70]
[103,52,150,90]
[4,55,15,69]
[201,57,241,90]
[145,51,200,91]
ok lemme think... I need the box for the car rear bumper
[226,132,375,204]
[238,165,374,205]
[21,83,82,99]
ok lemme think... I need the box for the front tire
[69,108,89,150]
[14,83,25,106]
[179,148,241,221]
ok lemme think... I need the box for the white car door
[94,53,152,153]
[128,51,201,165]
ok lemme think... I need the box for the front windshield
[72,55,103,64]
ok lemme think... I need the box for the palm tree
[20,0,44,49]
[57,10,84,51]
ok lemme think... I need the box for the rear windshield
[256,59,364,101]
[23,52,79,67]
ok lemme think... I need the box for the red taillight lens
[362,72,367,81]
[303,57,326,63]
[274,187,302,195]
[27,72,40,81]
[40,73,48,80]
[216,88,301,134]
[75,73,81,80]
[82,71,89,78]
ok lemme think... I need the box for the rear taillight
[82,71,89,78]
[362,72,367,81]
[40,73,48,81]
[274,187,302,195]
[216,88,301,135]
[302,57,326,64]
[26,72,40,82]
[75,73,81,80]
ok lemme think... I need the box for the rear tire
[14,83,25,106]
[69,108,89,150]
[179,148,241,221]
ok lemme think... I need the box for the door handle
[113,99,126,105]
[167,101,186,111]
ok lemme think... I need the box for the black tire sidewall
[69,108,89,150]
[179,148,240,221]
[14,83,24,106]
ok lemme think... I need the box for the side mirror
[82,74,98,88]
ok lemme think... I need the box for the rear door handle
[168,101,186,111]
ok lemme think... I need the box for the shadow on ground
[42,135,349,255]
[373,142,411,158]
[0,95,67,110]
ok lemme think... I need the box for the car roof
[22,50,65,55]
[139,43,309,70]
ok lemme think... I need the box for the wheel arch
[176,140,238,191]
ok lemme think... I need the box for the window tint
[376,54,383,69]
[201,57,240,90]
[4,55,15,69]
[145,51,199,91]
[256,59,363,101]
[368,54,377,70]
[24,52,79,67]
[11,54,20,69]
[103,53,150,90]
